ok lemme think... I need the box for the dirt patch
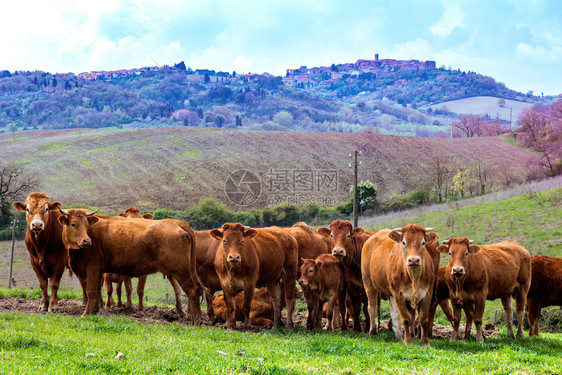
[0,297,499,340]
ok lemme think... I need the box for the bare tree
[429,156,450,203]
[0,165,39,223]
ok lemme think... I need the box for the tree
[273,110,293,128]
[497,98,506,108]
[0,165,39,224]
[428,156,450,203]
[204,73,210,83]
[349,180,378,213]
[452,115,483,137]
[52,77,57,87]
[451,166,473,199]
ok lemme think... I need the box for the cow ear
[316,260,324,269]
[244,229,258,239]
[118,213,126,217]
[210,229,223,240]
[426,232,439,244]
[143,213,154,219]
[388,230,402,243]
[317,227,330,237]
[352,227,364,237]
[469,245,481,254]
[87,216,99,225]
[13,202,26,211]
[48,201,62,210]
[58,215,68,226]
[437,245,448,254]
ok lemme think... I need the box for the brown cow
[58,209,203,324]
[193,229,222,323]
[318,219,372,331]
[13,192,85,312]
[213,287,303,328]
[298,254,344,330]
[438,238,531,342]
[110,206,183,315]
[362,225,439,347]
[426,266,455,331]
[527,255,562,336]
[211,223,298,329]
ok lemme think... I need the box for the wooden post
[8,219,16,289]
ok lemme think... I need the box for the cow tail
[178,221,205,293]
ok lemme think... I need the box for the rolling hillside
[1,127,538,212]
[426,96,534,122]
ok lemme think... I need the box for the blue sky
[2,0,561,95]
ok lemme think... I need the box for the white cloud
[515,43,562,63]
[430,2,463,37]
[232,56,253,73]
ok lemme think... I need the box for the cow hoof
[421,341,431,348]
[285,322,294,330]
[39,306,48,312]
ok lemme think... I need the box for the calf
[318,220,372,331]
[527,255,562,336]
[298,254,344,330]
[58,209,203,324]
[362,225,439,347]
[211,223,298,329]
[438,238,531,342]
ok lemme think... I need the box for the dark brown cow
[362,225,439,347]
[211,223,298,329]
[438,238,531,342]
[213,287,303,328]
[110,206,183,315]
[527,255,562,336]
[427,266,454,330]
[193,229,222,323]
[299,254,344,330]
[13,192,84,311]
[58,209,203,324]
[318,219,372,331]
[103,273,133,309]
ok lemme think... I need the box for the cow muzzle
[298,278,308,287]
[407,256,421,267]
[30,220,44,232]
[332,248,346,259]
[451,267,465,277]
[79,238,92,248]
[227,254,241,264]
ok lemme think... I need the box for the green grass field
[1,310,561,375]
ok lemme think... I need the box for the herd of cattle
[11,192,562,347]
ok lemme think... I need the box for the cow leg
[326,294,338,331]
[417,295,432,347]
[123,277,133,309]
[178,278,202,326]
[241,286,255,329]
[427,299,437,338]
[167,276,183,317]
[48,261,65,312]
[282,277,296,329]
[439,299,455,327]
[514,288,527,339]
[408,305,417,338]
[527,298,541,337]
[351,294,362,332]
[115,279,123,308]
[451,300,462,340]
[79,278,88,306]
[223,290,237,329]
[474,296,486,343]
[388,297,404,342]
[362,294,370,333]
[38,273,50,312]
[338,288,348,331]
[501,296,515,339]
[206,288,217,324]
[394,296,413,345]
[463,304,474,339]
[266,282,282,328]
[136,275,147,312]
[306,295,320,330]
[364,283,379,335]
[84,269,102,316]
[103,275,114,309]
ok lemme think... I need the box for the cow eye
[421,240,426,246]
[71,223,76,228]
[45,206,49,212]
[448,251,452,256]
[465,252,468,257]
[26,208,30,214]
[222,239,227,244]
[402,240,406,246]
[330,233,333,238]
[241,239,245,244]
[346,234,351,239]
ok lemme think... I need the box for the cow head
[210,223,257,266]
[318,219,364,260]
[437,238,480,278]
[57,208,99,250]
[13,192,62,235]
[388,224,439,269]
[119,206,153,219]
[298,258,323,290]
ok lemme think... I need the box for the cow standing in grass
[13,193,85,312]
[438,238,531,342]
[527,255,562,336]
[211,223,298,329]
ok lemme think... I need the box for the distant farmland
[426,96,534,122]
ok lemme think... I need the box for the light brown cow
[58,209,203,324]
[318,219,372,331]
[213,287,303,328]
[438,238,531,342]
[299,253,344,330]
[211,223,298,329]
[13,192,85,311]
[527,255,562,336]
[362,224,439,347]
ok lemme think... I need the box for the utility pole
[348,150,362,228]
[8,219,17,289]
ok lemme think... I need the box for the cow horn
[468,239,474,244]
[244,225,250,230]
[86,209,99,216]
[58,207,69,215]
[391,227,402,232]
[425,227,433,231]
[442,239,449,245]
